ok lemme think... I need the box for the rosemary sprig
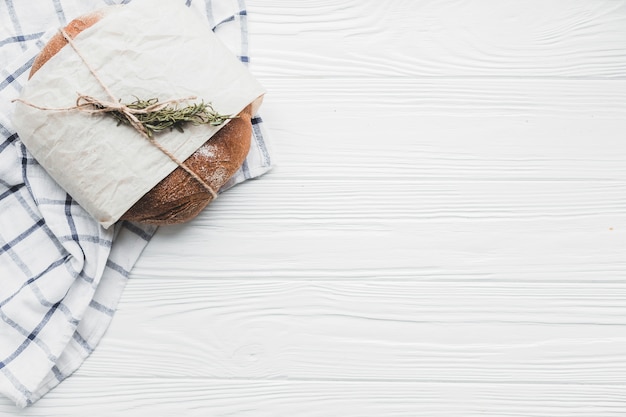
[104,97,234,137]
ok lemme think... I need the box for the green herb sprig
[104,97,234,137]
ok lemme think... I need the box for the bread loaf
[29,10,252,225]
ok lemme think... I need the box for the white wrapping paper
[12,0,265,228]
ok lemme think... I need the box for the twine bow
[13,29,219,199]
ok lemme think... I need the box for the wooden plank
[247,0,626,78]
[1,379,624,416]
[254,78,626,118]
[74,279,626,385]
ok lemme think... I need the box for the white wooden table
[3,1,626,415]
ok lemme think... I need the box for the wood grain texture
[76,279,626,384]
[4,379,626,417]
[2,0,626,415]
[247,0,626,79]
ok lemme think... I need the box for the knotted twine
[13,29,219,199]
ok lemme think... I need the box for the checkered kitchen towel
[0,0,271,407]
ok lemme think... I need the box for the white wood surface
[3,0,626,415]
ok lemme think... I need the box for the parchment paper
[12,0,265,228]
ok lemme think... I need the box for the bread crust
[29,9,252,225]
[120,105,252,224]
[29,11,107,79]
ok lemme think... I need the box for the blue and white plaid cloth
[0,0,271,407]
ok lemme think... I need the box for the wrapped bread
[12,0,265,228]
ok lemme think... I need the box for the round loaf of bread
[29,10,252,225]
